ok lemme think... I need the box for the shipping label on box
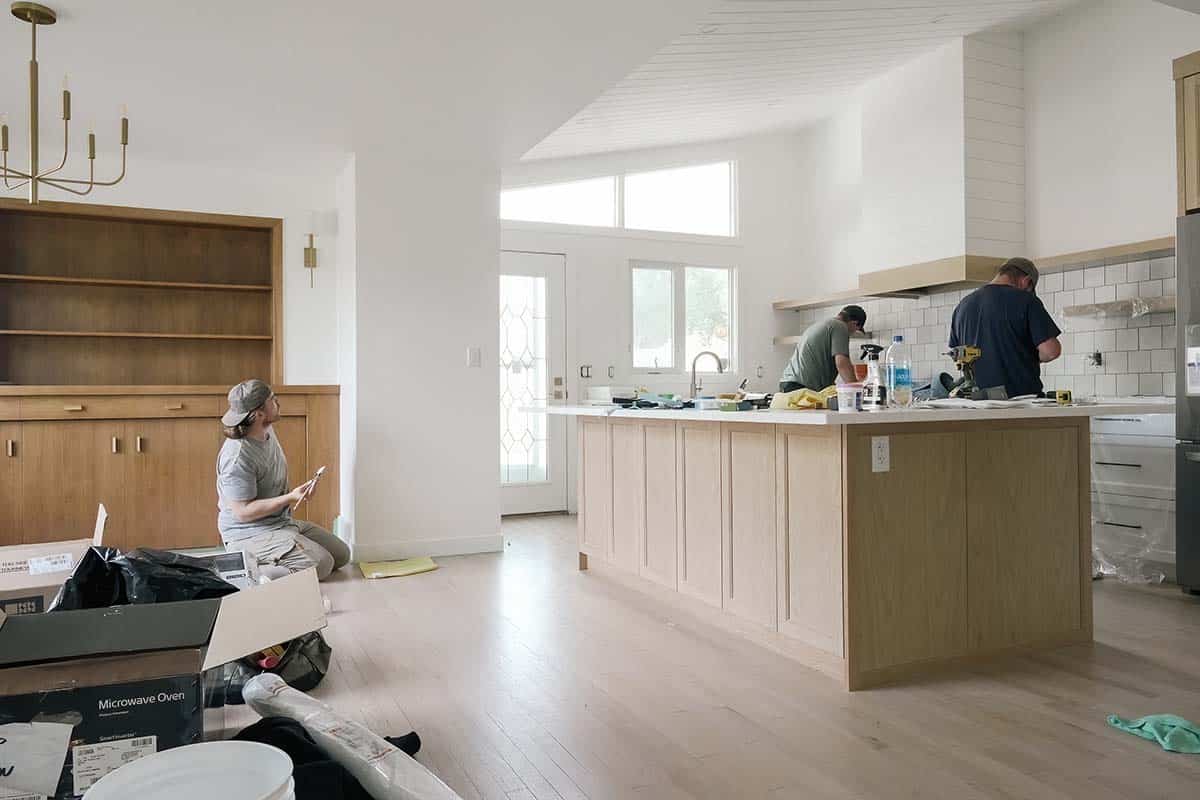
[0,675,202,799]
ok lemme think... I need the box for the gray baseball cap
[1000,257,1039,292]
[222,379,272,427]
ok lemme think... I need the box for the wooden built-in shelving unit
[0,199,283,386]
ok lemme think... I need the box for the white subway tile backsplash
[1138,280,1163,298]
[1093,285,1116,304]
[1152,348,1175,373]
[1084,266,1105,287]
[1150,256,1175,279]
[1041,272,1064,294]
[1105,263,1127,285]
[1164,278,1177,295]
[1115,329,1139,351]
[1139,326,1162,350]
[1105,351,1129,373]
[1115,282,1138,300]
[1094,374,1116,396]
[1129,350,1151,372]
[1074,375,1095,397]
[1075,331,1095,353]
[1063,270,1084,291]
[1073,287,1095,306]
[1126,261,1150,283]
[1166,378,1178,397]
[1095,330,1116,351]
[1116,373,1139,396]
[1139,373,1163,395]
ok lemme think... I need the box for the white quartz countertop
[533,399,1174,426]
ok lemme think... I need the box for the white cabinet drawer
[1091,497,1175,563]
[1090,442,1174,500]
[1091,413,1174,437]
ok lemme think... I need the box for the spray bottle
[860,343,887,411]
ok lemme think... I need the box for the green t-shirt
[780,317,851,390]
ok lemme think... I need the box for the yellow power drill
[946,345,982,399]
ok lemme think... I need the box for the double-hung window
[631,261,735,372]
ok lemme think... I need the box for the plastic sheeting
[244,673,461,800]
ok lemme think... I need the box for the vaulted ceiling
[524,0,1083,161]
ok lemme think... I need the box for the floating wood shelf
[1062,295,1176,318]
[0,330,272,341]
[0,273,272,292]
[774,331,874,346]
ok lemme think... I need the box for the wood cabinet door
[640,421,678,590]
[965,427,1081,650]
[123,419,224,550]
[578,418,611,557]
[609,420,645,574]
[777,428,844,656]
[721,424,778,628]
[676,423,722,608]
[0,423,20,546]
[272,416,309,521]
[1185,75,1200,213]
[19,421,128,545]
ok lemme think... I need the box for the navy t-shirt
[948,284,1061,398]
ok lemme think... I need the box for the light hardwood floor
[226,514,1200,799]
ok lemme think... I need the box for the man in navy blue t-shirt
[949,257,1063,398]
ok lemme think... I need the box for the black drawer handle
[1098,520,1143,530]
[1094,461,1142,469]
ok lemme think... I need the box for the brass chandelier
[1,2,129,204]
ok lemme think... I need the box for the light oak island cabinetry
[559,403,1151,690]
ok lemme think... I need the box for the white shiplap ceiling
[523,0,1082,161]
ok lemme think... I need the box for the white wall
[351,153,501,560]
[334,155,357,547]
[34,155,342,385]
[1026,0,1200,257]
[859,40,966,272]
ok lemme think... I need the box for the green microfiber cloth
[1107,714,1200,754]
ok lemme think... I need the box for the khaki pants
[230,521,350,581]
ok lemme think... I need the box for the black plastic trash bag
[272,631,332,692]
[49,546,238,611]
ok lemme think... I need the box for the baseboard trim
[354,534,503,563]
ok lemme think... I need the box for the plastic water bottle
[886,335,913,407]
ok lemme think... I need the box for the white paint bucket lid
[83,740,294,800]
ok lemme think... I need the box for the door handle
[1094,461,1142,468]
[165,403,184,411]
[5,439,13,458]
[1098,520,1143,530]
[64,404,85,412]
[111,436,119,454]
[136,435,144,454]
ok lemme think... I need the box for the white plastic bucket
[83,740,294,800]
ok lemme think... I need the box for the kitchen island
[542,401,1169,690]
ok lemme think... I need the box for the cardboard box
[0,568,326,799]
[0,506,108,616]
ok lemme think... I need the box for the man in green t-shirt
[779,305,866,392]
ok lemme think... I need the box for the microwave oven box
[0,568,325,799]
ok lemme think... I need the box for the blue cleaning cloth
[1107,714,1200,754]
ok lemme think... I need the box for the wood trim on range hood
[856,255,1004,295]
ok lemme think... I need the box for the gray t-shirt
[780,317,851,390]
[216,432,291,542]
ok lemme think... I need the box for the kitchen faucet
[691,351,725,400]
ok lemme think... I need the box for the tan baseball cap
[222,379,272,427]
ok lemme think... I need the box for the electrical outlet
[466,346,482,368]
[871,436,890,473]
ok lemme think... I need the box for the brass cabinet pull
[111,436,119,454]
[136,435,144,454]
[5,439,13,458]
[64,404,85,412]
[165,403,184,411]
